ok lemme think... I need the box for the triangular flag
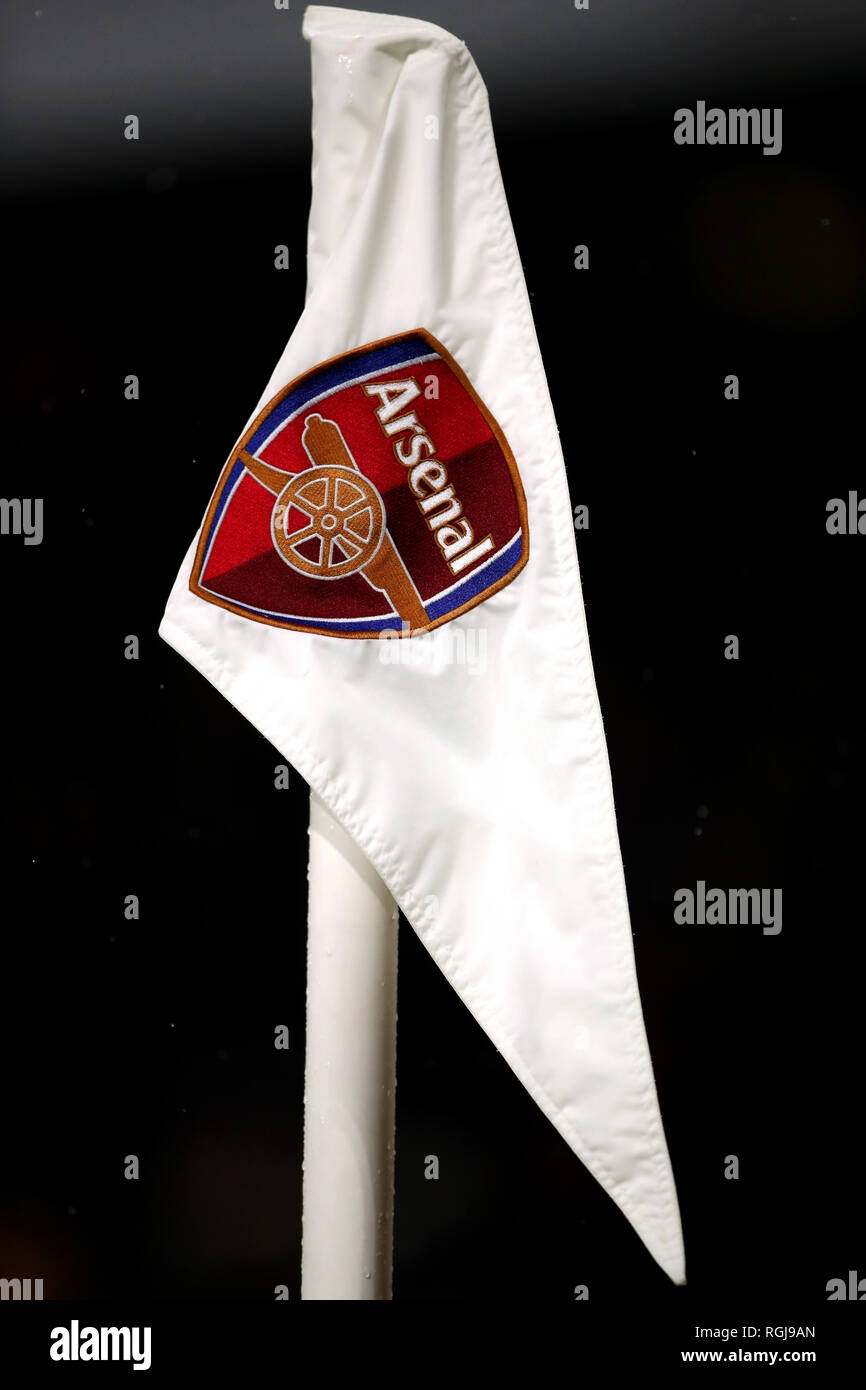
[160,4,685,1284]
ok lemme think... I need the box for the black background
[0,0,863,1358]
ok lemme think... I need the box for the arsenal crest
[190,330,529,638]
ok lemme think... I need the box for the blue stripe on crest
[425,533,523,620]
[246,336,433,455]
[203,456,245,556]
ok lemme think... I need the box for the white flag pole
[301,789,399,1300]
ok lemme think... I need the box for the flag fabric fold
[159,3,686,1284]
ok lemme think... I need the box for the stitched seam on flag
[449,46,683,1259]
[160,612,683,1272]
[303,7,468,58]
[458,53,673,1187]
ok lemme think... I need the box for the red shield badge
[190,330,529,638]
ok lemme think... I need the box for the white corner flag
[160,4,686,1284]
